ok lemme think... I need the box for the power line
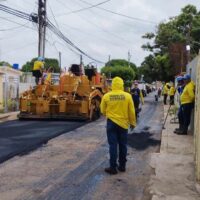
[0,23,28,31]
[57,0,130,43]
[46,20,105,63]
[78,0,157,24]
[1,41,36,56]
[48,1,60,28]
[0,4,36,22]
[0,3,104,63]
[64,0,111,15]
[0,16,36,31]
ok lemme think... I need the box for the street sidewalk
[149,105,200,200]
[0,111,19,121]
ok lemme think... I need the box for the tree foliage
[101,59,136,87]
[0,61,11,67]
[138,54,173,83]
[141,4,200,81]
[106,59,137,71]
[21,58,60,72]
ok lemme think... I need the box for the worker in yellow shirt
[32,57,44,85]
[100,77,136,174]
[44,67,53,85]
[176,74,195,135]
[163,83,170,105]
[169,83,176,105]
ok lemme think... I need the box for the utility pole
[80,54,83,65]
[108,55,111,62]
[80,55,84,75]
[38,0,47,57]
[186,23,191,65]
[59,51,61,74]
[128,51,131,68]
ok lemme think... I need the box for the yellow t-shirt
[180,81,195,104]
[44,73,52,85]
[33,61,44,71]
[169,86,176,96]
[163,84,169,95]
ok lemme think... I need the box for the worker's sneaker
[118,166,126,172]
[173,128,181,133]
[175,129,187,135]
[104,167,118,175]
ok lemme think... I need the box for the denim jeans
[178,105,184,126]
[182,103,194,132]
[106,119,128,169]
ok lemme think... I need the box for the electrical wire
[48,1,60,29]
[0,4,35,22]
[78,0,157,24]
[46,20,105,63]
[0,16,37,31]
[0,3,105,63]
[57,0,130,43]
[2,41,36,56]
[64,0,111,15]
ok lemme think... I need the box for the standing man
[32,57,45,85]
[163,83,170,105]
[100,77,136,175]
[177,74,195,135]
[169,83,176,105]
[130,81,144,119]
[174,76,185,134]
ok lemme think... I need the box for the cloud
[0,0,200,69]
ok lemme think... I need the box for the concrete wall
[187,56,198,82]
[186,57,198,134]
[0,74,3,110]
[194,54,200,182]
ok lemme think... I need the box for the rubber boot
[174,124,183,133]
[176,126,187,135]
[104,167,118,175]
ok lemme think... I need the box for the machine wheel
[90,98,101,121]
[92,107,100,121]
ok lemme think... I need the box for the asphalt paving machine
[18,64,108,120]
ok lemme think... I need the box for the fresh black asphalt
[0,120,86,163]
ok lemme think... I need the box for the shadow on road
[128,131,161,150]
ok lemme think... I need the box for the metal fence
[2,76,19,112]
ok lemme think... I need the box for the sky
[0,0,200,70]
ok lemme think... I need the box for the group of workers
[100,77,144,175]
[100,74,195,175]
[174,74,195,135]
[163,74,195,135]
[32,57,53,85]
[162,82,176,105]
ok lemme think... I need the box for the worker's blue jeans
[178,105,184,126]
[182,103,194,132]
[106,119,128,169]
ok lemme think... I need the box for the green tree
[106,59,137,72]
[21,58,60,72]
[101,66,135,87]
[138,54,173,83]
[0,61,11,67]
[141,4,200,81]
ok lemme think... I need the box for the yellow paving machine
[18,65,108,120]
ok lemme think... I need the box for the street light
[186,45,190,51]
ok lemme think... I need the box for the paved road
[0,120,86,163]
[0,93,164,200]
